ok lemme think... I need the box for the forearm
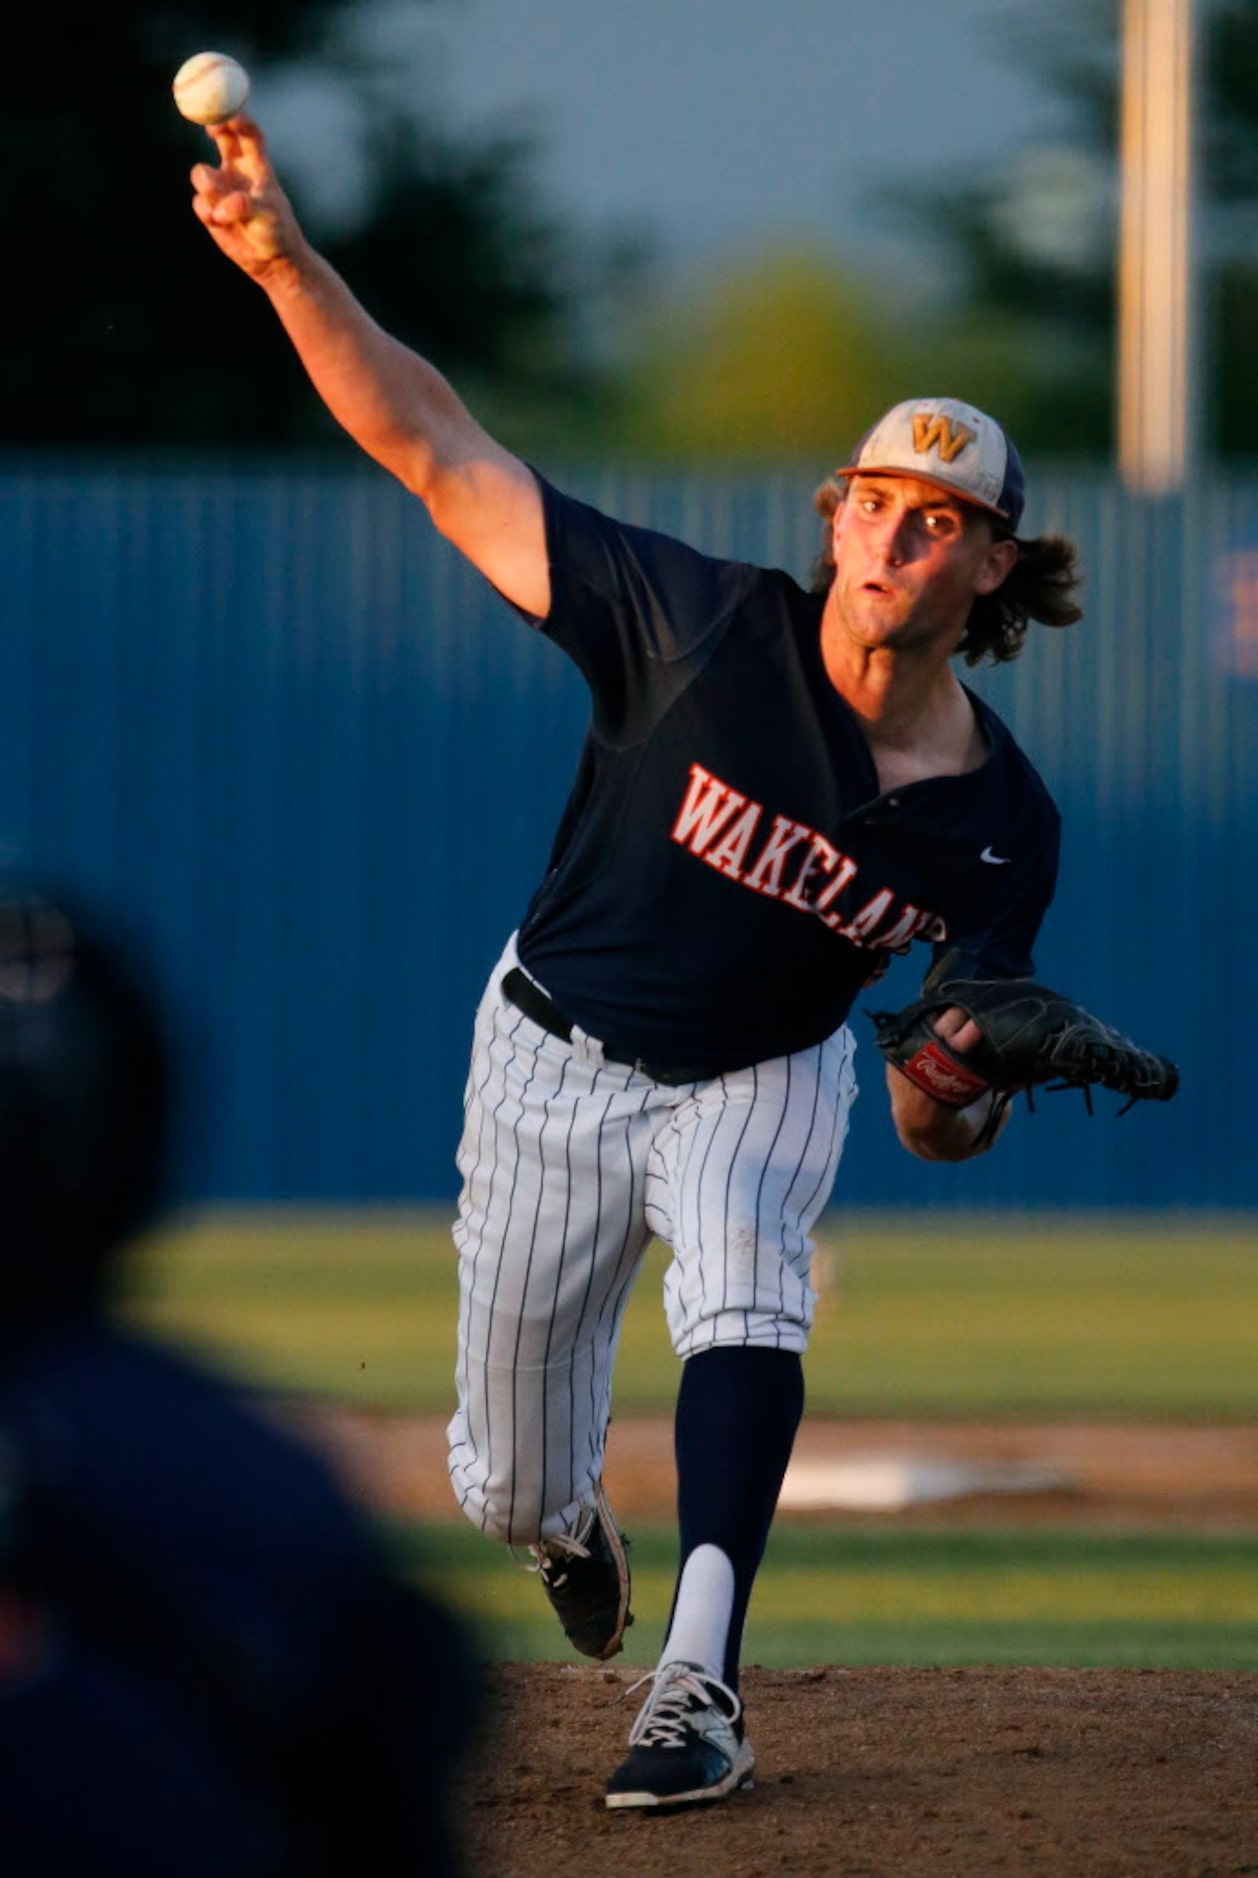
[258,245,488,498]
[190,118,547,609]
[886,1066,1009,1162]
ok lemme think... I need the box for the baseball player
[189,118,1083,1811]
[0,880,479,1873]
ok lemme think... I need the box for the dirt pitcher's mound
[461,1663,1258,1877]
[285,1410,1258,1529]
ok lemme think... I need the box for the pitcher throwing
[187,113,1173,1811]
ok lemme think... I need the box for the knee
[466,1495,527,1547]
[446,1460,522,1544]
[447,1450,545,1546]
[448,1459,590,1548]
[447,1408,600,1544]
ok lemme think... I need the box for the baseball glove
[872,950,1180,1115]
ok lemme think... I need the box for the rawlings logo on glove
[899,1040,990,1107]
[872,950,1180,1113]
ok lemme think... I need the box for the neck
[820,603,983,788]
[821,613,961,733]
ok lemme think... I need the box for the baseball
[172,51,251,126]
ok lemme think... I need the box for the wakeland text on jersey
[671,760,947,952]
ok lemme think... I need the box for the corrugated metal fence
[2,460,1255,1208]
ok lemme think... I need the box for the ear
[830,496,846,546]
[974,536,1018,596]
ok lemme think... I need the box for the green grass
[124,1209,461,1408]
[118,1208,1258,1671]
[125,1207,1258,1417]
[798,1217,1258,1416]
[393,1522,1258,1670]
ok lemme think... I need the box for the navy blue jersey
[516,477,1060,1076]
[0,1320,476,1876]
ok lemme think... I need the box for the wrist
[889,1071,1009,1162]
[255,242,317,297]
[904,1108,987,1162]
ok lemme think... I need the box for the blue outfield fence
[2,457,1255,1208]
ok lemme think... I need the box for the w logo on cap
[841,397,1025,531]
[912,412,976,463]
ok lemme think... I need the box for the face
[826,474,1017,656]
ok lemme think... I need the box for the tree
[3,7,599,449]
[880,0,1258,461]
[611,249,918,466]
[1202,0,1258,455]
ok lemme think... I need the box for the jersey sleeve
[526,474,759,743]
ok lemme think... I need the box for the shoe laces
[624,1662,741,1749]
[521,1506,596,1584]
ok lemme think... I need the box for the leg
[446,950,655,1543]
[666,1344,804,1690]
[607,1026,857,1808]
[661,1024,856,1680]
[445,945,658,1659]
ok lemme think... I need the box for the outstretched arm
[189,117,549,616]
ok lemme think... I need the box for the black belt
[502,967,708,1086]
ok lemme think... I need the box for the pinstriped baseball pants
[446,936,857,1545]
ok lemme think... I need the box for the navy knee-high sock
[669,1345,804,1692]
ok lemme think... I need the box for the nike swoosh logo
[980,846,1012,865]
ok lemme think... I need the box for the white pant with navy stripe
[446,936,857,1544]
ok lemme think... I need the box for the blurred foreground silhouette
[0,879,479,1876]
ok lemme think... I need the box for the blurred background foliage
[6,1,1257,462]
[7,1,615,451]
[878,0,1258,461]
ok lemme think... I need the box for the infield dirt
[296,1408,1258,1533]
[460,1661,1257,1878]
[289,1408,1258,1875]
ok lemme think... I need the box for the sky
[263,0,1075,292]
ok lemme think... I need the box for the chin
[848,609,913,646]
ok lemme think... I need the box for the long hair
[810,479,1083,666]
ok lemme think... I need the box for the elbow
[394,441,447,510]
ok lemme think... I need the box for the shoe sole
[604,1739,756,1810]
[588,1479,633,1661]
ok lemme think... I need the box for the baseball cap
[836,397,1025,532]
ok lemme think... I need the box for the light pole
[1117,0,1199,493]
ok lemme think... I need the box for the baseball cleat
[604,1660,755,1810]
[528,1479,633,1660]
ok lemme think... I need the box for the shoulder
[532,471,784,658]
[4,1323,362,1535]
[5,1319,235,1411]
[534,471,811,588]
[535,470,766,577]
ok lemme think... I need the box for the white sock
[659,1543,735,1682]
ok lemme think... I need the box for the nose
[873,509,912,566]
